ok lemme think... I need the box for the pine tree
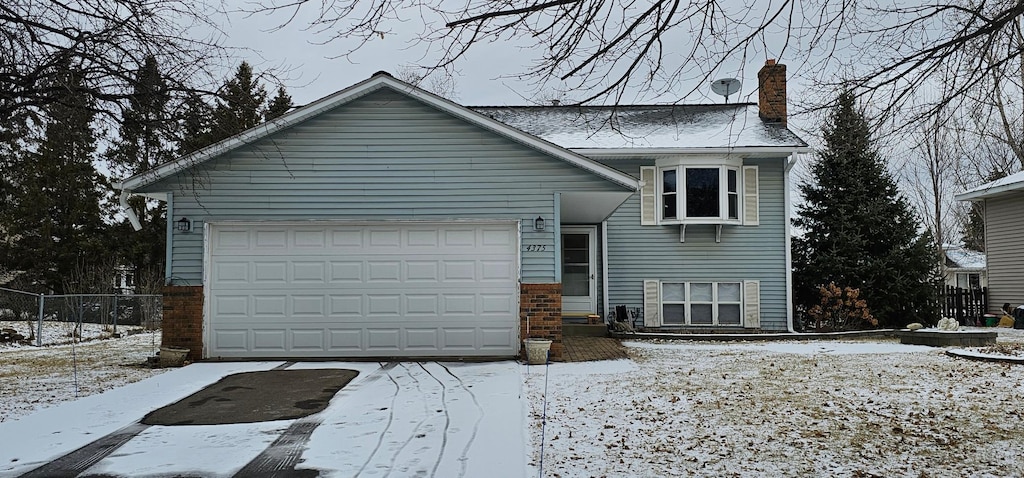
[105,56,171,291]
[793,90,938,329]
[0,66,106,293]
[177,93,213,155]
[264,86,293,121]
[960,169,1007,252]
[209,62,267,143]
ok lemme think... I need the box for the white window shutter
[640,166,657,225]
[743,166,759,225]
[743,280,760,328]
[643,280,661,327]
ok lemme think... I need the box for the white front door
[561,226,597,316]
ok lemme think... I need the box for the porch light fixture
[176,217,191,233]
[534,216,545,231]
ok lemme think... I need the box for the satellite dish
[711,78,741,103]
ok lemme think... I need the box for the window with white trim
[661,281,743,326]
[660,166,740,223]
[955,272,981,289]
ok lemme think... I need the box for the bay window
[660,165,740,223]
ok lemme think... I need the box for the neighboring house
[956,172,1024,313]
[941,244,987,290]
[115,60,808,360]
[113,265,135,295]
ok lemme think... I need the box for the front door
[561,226,597,316]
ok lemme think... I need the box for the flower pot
[523,338,552,365]
[159,346,190,367]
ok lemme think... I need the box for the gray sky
[218,5,795,110]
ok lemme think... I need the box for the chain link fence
[0,287,161,346]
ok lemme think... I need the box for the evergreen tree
[961,203,986,252]
[793,90,938,329]
[960,169,1007,252]
[209,62,267,143]
[0,66,106,293]
[177,93,213,155]
[264,86,293,121]
[105,56,171,291]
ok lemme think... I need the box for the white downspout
[119,189,143,232]
[784,151,799,333]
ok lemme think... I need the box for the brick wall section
[520,283,563,360]
[162,285,204,361]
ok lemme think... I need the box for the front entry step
[563,324,609,337]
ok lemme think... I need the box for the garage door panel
[291,262,327,283]
[208,222,519,358]
[329,261,362,282]
[213,295,249,316]
[405,295,439,314]
[253,262,287,282]
[293,229,327,247]
[405,261,439,281]
[481,261,515,281]
[291,295,326,316]
[369,229,401,247]
[253,296,286,316]
[367,262,401,282]
[367,328,401,350]
[290,329,326,351]
[213,329,249,351]
[405,328,440,349]
[213,261,250,283]
[252,329,287,351]
[329,295,364,315]
[327,329,363,350]
[480,328,517,349]
[217,229,252,249]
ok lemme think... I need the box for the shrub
[806,283,877,331]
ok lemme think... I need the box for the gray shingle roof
[470,104,807,150]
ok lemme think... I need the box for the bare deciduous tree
[0,1,229,121]
[248,1,1024,123]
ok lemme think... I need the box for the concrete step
[563,324,609,337]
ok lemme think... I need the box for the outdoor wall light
[177,217,192,233]
[534,216,545,231]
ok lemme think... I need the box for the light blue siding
[597,158,789,331]
[142,89,626,284]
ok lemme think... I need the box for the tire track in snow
[354,362,402,478]
[381,362,438,478]
[438,362,485,478]
[417,362,452,478]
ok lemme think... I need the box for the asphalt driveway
[0,361,526,478]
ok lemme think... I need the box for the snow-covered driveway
[0,361,526,478]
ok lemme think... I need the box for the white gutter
[574,146,812,159]
[119,189,143,232]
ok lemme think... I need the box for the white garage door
[206,222,520,358]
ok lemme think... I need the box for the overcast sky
[216,4,799,111]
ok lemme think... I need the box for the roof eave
[955,182,1024,201]
[573,145,811,159]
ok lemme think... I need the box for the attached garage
[117,73,637,361]
[206,222,520,358]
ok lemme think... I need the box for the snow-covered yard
[0,331,166,422]
[526,330,1024,477]
[2,328,1024,477]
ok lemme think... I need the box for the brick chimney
[758,59,787,126]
